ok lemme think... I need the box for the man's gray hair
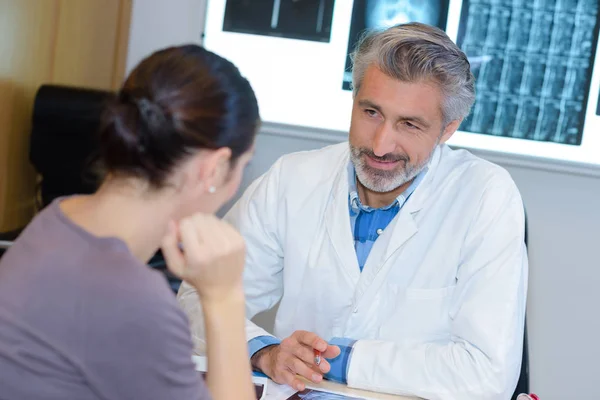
[351,22,475,124]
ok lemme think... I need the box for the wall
[503,160,599,400]
[126,0,206,74]
[127,1,600,398]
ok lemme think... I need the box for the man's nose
[372,122,396,157]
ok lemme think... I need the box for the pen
[314,348,321,366]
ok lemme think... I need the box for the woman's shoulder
[0,199,186,337]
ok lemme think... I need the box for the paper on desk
[269,381,379,400]
[192,356,381,400]
[266,381,297,399]
[192,355,269,400]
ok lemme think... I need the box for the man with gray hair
[179,23,527,400]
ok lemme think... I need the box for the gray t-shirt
[0,199,210,400]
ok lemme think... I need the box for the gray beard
[349,144,434,193]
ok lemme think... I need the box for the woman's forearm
[201,290,254,400]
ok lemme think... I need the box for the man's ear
[440,119,462,144]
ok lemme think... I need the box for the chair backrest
[30,84,114,207]
[1,84,181,291]
[1,85,111,258]
[512,207,530,399]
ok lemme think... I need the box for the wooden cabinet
[0,0,132,231]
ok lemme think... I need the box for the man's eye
[365,109,377,117]
[404,121,419,130]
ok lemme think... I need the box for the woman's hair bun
[99,44,259,187]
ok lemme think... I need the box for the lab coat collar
[325,151,362,282]
[379,145,442,262]
[403,144,441,214]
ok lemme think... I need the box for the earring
[208,186,216,194]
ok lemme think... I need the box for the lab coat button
[376,228,383,235]
[352,308,358,313]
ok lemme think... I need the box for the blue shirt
[349,163,425,272]
[249,163,426,383]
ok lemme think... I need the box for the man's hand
[251,331,341,391]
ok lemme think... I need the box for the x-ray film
[223,0,335,42]
[342,0,450,90]
[457,0,600,145]
[286,388,366,399]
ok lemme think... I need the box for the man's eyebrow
[358,99,431,128]
[358,99,383,113]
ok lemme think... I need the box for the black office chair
[0,85,107,257]
[0,84,181,293]
[512,208,530,400]
[0,229,20,259]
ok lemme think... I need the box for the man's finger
[278,369,305,392]
[316,359,331,374]
[322,344,341,359]
[290,344,332,373]
[289,358,323,384]
[292,344,319,365]
[295,331,328,352]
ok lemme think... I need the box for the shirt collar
[348,162,427,214]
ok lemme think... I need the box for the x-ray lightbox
[203,0,600,167]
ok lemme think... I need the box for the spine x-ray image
[342,0,450,90]
[223,0,335,42]
[458,0,599,145]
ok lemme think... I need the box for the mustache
[357,148,409,163]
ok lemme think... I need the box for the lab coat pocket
[378,284,456,341]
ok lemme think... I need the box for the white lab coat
[178,142,528,400]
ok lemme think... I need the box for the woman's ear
[198,147,232,193]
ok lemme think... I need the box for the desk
[193,356,418,400]
[267,379,419,400]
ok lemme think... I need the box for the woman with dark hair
[0,45,260,399]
